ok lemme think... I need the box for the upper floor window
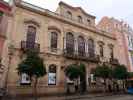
[51,32,58,51]
[26,26,36,49]
[98,41,104,57]
[99,45,104,57]
[110,47,114,59]
[48,64,57,85]
[78,16,83,23]
[66,11,72,19]
[87,19,91,25]
[88,39,95,57]
[109,44,114,59]
[78,36,85,56]
[66,32,74,54]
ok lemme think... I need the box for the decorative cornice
[24,19,40,28]
[48,26,61,33]
[15,1,116,40]
[59,1,96,19]
[98,41,105,45]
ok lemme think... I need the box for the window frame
[20,73,31,85]
[50,31,58,52]
[88,39,95,57]
[66,32,75,54]
[66,11,72,19]
[78,36,85,56]
[26,25,37,49]
[77,15,83,23]
[48,65,57,85]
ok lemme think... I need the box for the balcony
[63,49,100,63]
[109,58,119,65]
[21,41,40,52]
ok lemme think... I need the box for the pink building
[97,17,131,71]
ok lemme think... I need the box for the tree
[65,63,87,93]
[127,72,133,79]
[17,50,46,100]
[65,64,81,93]
[94,63,112,92]
[65,64,81,80]
[112,64,128,91]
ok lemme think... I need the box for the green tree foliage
[94,63,112,92]
[94,64,112,79]
[112,64,128,80]
[112,64,128,91]
[65,64,81,80]
[65,63,86,93]
[128,72,133,79]
[17,50,46,100]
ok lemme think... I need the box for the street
[73,94,133,100]
[2,94,133,100]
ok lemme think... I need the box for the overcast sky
[5,0,133,27]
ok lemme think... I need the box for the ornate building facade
[97,17,133,72]
[2,0,119,95]
[0,0,11,88]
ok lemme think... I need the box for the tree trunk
[104,79,106,93]
[122,80,125,92]
[34,76,38,100]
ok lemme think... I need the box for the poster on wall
[20,73,31,85]
[48,73,56,85]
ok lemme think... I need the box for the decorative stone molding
[24,19,40,28]
[48,26,61,33]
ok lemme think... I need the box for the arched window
[66,32,74,54]
[66,11,72,19]
[78,36,85,56]
[98,41,104,57]
[26,26,36,49]
[78,16,82,23]
[109,44,114,59]
[51,32,58,51]
[87,19,91,25]
[110,47,114,59]
[48,65,57,85]
[88,39,95,57]
[99,45,104,57]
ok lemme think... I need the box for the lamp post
[4,44,14,93]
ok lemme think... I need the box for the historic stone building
[97,17,133,72]
[0,0,11,89]
[2,0,119,95]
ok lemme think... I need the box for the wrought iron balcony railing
[63,49,100,63]
[109,58,119,65]
[21,41,40,52]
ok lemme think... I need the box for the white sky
[5,0,133,27]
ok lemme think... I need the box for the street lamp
[4,44,14,93]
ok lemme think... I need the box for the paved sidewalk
[2,92,125,100]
